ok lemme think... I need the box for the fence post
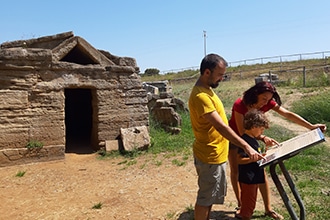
[303,66,306,87]
[268,71,272,83]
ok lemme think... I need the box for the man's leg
[194,158,226,220]
[194,204,212,220]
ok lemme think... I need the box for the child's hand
[263,136,279,148]
[251,152,265,162]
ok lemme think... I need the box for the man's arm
[203,111,264,160]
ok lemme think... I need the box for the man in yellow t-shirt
[188,54,264,220]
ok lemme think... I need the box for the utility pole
[203,30,207,56]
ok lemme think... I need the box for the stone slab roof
[0,31,138,71]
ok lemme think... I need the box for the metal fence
[251,64,330,87]
[228,51,330,67]
[160,50,330,74]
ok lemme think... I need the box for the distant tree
[144,68,160,76]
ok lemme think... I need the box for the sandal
[234,213,242,219]
[264,210,284,220]
[234,207,242,219]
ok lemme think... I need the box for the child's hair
[243,109,269,130]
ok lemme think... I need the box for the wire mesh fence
[227,58,330,87]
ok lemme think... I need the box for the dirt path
[0,152,284,220]
[0,113,325,220]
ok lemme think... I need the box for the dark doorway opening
[65,88,94,154]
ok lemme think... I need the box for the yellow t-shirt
[188,86,229,164]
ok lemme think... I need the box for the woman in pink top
[228,81,326,219]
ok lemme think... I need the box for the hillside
[141,57,330,85]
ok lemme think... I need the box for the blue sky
[1,1,329,73]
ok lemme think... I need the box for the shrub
[290,91,330,136]
[26,140,43,149]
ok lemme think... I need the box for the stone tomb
[0,31,150,166]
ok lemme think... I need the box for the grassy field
[169,80,330,219]
[137,59,330,219]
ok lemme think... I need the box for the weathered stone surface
[105,140,119,152]
[0,90,29,109]
[0,31,74,50]
[151,106,182,127]
[120,126,150,151]
[0,32,150,166]
[143,80,172,93]
[0,145,65,167]
[163,126,181,135]
[143,82,159,95]
[172,97,189,112]
[99,49,138,68]
[143,81,187,134]
[52,36,115,67]
[0,48,52,67]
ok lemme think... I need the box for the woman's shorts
[194,157,227,206]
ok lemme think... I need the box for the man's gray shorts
[194,157,227,206]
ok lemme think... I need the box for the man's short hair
[200,53,228,75]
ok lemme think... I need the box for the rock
[120,126,150,151]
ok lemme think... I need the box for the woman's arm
[272,105,327,132]
[234,111,245,136]
[237,154,252,164]
[237,153,260,164]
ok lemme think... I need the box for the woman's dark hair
[243,109,269,130]
[200,53,228,75]
[242,81,282,106]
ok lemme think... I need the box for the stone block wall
[0,36,149,166]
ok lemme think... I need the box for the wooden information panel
[259,128,325,167]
